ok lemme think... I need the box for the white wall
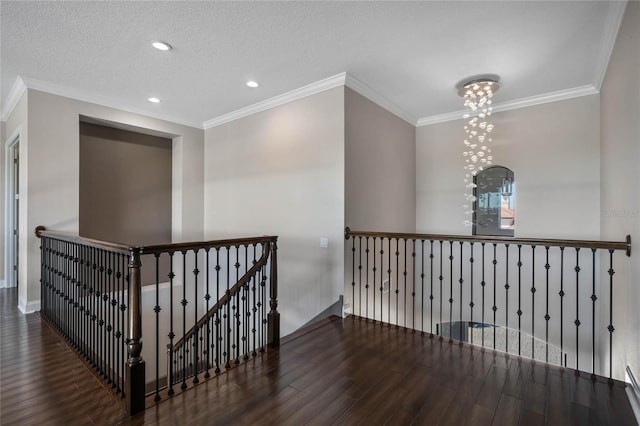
[417,94,601,240]
[600,1,640,381]
[204,87,345,336]
[18,89,204,312]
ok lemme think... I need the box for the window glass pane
[473,166,515,237]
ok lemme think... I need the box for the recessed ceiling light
[148,97,160,103]
[246,81,259,88]
[151,41,172,51]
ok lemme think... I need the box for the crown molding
[417,84,599,127]
[594,0,628,90]
[344,74,416,125]
[4,76,202,129]
[1,77,28,122]
[203,73,347,129]
[416,110,463,127]
[203,71,417,129]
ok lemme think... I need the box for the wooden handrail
[171,241,273,351]
[35,226,278,256]
[35,226,132,254]
[344,227,631,256]
[140,236,277,255]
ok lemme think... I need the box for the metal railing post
[125,248,145,415]
[267,240,280,347]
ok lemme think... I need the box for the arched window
[473,166,515,237]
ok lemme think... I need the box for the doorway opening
[4,134,20,292]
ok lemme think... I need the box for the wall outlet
[320,237,329,248]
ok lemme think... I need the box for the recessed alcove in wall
[79,117,172,285]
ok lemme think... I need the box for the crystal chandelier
[456,75,500,226]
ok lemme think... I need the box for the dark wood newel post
[267,240,280,348]
[125,247,145,415]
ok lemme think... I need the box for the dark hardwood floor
[1,287,636,425]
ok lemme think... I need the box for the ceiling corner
[344,73,417,126]
[593,0,628,90]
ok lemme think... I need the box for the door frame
[4,128,20,289]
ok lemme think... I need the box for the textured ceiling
[0,1,626,128]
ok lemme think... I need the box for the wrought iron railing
[344,227,631,383]
[36,226,279,415]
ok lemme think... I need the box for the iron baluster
[411,239,416,331]
[481,243,486,348]
[365,237,369,320]
[193,249,200,382]
[505,244,509,354]
[439,240,443,340]
[154,254,161,401]
[544,246,550,363]
[591,248,597,381]
[470,242,474,345]
[560,247,565,366]
[459,241,463,346]
[575,247,581,374]
[205,248,211,377]
[351,237,355,320]
[430,240,434,337]
[449,241,454,343]
[215,247,221,373]
[234,245,240,364]
[492,244,497,350]
[608,249,615,384]
[181,251,188,390]
[517,245,525,355]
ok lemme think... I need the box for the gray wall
[600,0,640,381]
[79,122,172,245]
[204,87,345,336]
[344,87,416,319]
[345,87,416,232]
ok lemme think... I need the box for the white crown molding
[203,73,348,129]
[493,84,599,113]
[203,71,417,129]
[416,84,599,127]
[345,74,416,125]
[416,110,464,127]
[594,0,628,90]
[8,76,202,129]
[1,77,28,122]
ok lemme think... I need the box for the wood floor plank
[492,394,521,426]
[1,288,636,425]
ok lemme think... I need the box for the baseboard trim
[626,366,640,425]
[301,296,343,329]
[18,297,41,314]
